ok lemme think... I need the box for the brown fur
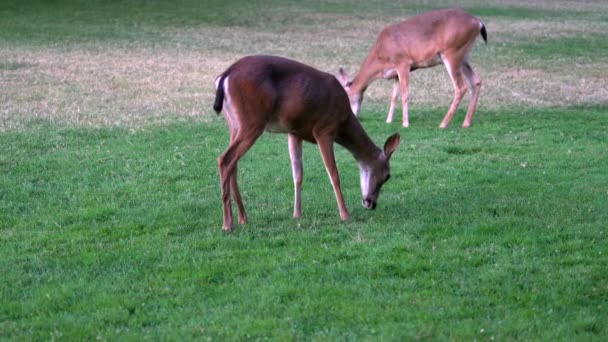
[339,8,486,128]
[214,55,400,231]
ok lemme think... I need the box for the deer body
[339,8,486,128]
[214,55,400,231]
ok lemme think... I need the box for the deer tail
[213,73,228,114]
[480,22,487,44]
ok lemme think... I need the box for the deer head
[359,133,400,209]
[337,67,363,116]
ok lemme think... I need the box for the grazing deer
[213,55,400,231]
[338,8,487,128]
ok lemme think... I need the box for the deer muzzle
[362,198,377,210]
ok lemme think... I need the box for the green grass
[518,34,608,60]
[2,0,608,340]
[0,0,245,44]
[2,107,607,339]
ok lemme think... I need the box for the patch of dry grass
[0,47,221,130]
[475,0,608,12]
[1,1,607,131]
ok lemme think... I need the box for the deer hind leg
[386,81,400,124]
[217,128,263,231]
[396,67,411,127]
[228,166,247,225]
[315,136,349,221]
[228,133,247,225]
[221,105,248,227]
[221,98,247,225]
[439,54,468,129]
[461,61,481,128]
[288,134,303,218]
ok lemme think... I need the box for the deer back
[215,55,352,143]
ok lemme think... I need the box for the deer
[213,55,400,231]
[338,8,487,128]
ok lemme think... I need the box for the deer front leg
[440,55,467,128]
[396,68,410,127]
[316,138,349,221]
[288,134,303,218]
[386,81,400,123]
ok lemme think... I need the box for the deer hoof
[340,212,350,222]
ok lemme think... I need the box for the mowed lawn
[1,0,607,340]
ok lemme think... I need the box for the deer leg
[461,62,481,128]
[386,81,400,123]
[217,130,262,231]
[288,134,303,219]
[224,127,247,226]
[217,151,235,231]
[229,165,247,225]
[396,68,410,127]
[316,137,349,221]
[439,55,467,129]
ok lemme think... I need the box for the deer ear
[383,133,400,159]
[337,67,349,86]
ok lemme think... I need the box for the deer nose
[362,199,377,210]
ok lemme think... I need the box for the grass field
[1,0,607,340]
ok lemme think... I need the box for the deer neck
[336,115,383,165]
[349,53,385,97]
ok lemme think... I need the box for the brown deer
[338,8,487,128]
[213,55,400,231]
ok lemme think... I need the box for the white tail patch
[221,76,239,131]
[214,75,222,90]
